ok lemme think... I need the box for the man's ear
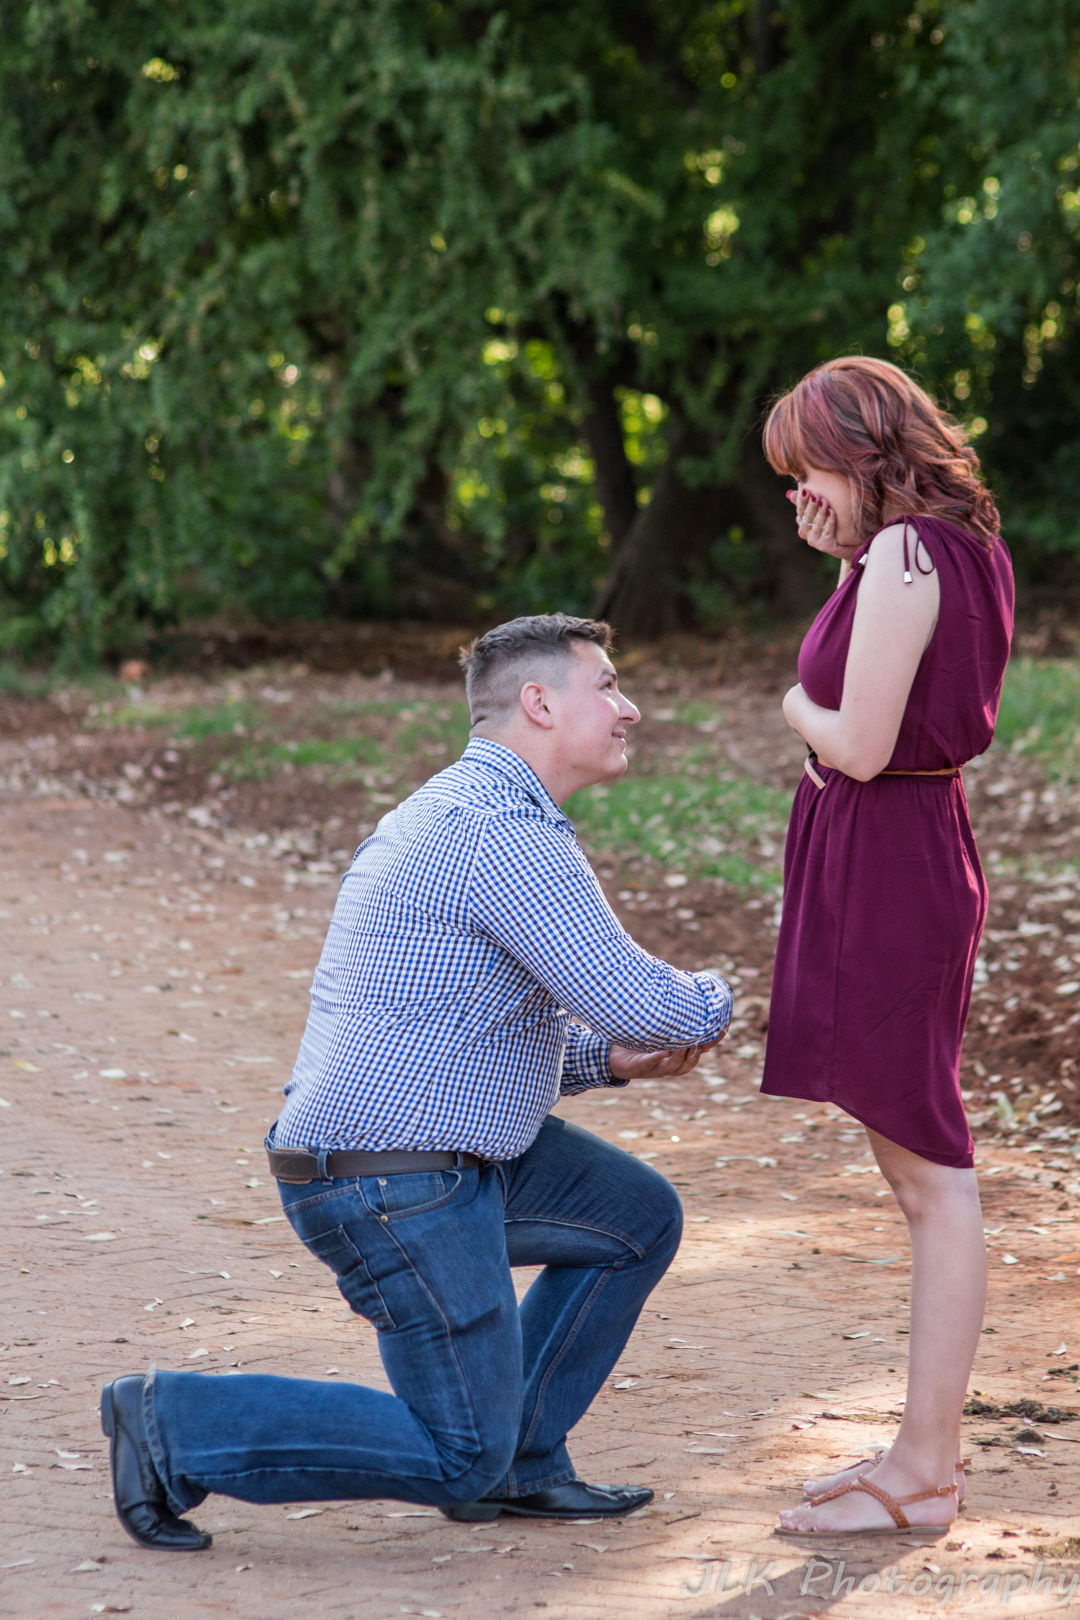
[519,680,556,730]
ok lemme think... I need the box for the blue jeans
[147,1115,682,1512]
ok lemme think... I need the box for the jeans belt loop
[316,1147,332,1182]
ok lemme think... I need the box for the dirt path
[2,740,1080,1616]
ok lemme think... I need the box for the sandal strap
[811,1477,910,1529]
[812,1476,956,1530]
[895,1484,958,1506]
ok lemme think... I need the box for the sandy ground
[2,669,1080,1619]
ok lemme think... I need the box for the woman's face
[793,466,857,550]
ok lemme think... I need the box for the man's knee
[433,1422,518,1504]
[629,1163,683,1264]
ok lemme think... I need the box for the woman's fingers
[809,506,837,552]
[799,493,831,537]
[794,490,841,555]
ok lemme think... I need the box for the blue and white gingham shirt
[273,738,732,1159]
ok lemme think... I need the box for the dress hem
[759,1080,975,1170]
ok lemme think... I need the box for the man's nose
[621,698,641,725]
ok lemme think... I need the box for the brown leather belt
[267,1148,485,1184]
[805,751,961,789]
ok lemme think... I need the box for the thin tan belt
[805,752,962,789]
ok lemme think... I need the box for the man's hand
[608,1038,722,1081]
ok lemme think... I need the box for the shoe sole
[776,1524,952,1539]
[443,1501,648,1522]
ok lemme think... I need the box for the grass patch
[398,704,471,754]
[995,658,1080,779]
[222,734,384,781]
[85,691,472,785]
[566,767,791,895]
[0,665,56,699]
[169,702,260,739]
[87,699,258,735]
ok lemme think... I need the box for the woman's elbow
[843,752,892,782]
[832,740,893,781]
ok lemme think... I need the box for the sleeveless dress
[760,516,1014,1167]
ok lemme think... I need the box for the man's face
[544,642,640,787]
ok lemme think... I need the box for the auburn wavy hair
[763,356,1000,547]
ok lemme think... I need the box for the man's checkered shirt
[273,738,733,1159]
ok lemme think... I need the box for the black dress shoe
[440,1480,653,1522]
[101,1377,212,1551]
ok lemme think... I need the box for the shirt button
[377,1178,387,1186]
[380,1214,389,1223]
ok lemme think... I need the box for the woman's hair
[762,355,1000,546]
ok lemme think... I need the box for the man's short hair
[459,613,614,726]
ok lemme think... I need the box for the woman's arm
[782,523,940,781]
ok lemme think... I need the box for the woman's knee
[888,1163,980,1224]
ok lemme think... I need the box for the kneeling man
[102,613,732,1550]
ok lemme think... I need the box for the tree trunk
[731,435,821,619]
[594,419,726,634]
[581,377,638,552]
[594,421,821,635]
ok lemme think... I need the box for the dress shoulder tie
[902,518,936,585]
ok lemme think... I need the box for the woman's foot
[780,1458,958,1535]
[803,1449,967,1504]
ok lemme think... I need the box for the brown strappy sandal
[803,1451,971,1505]
[779,1475,958,1536]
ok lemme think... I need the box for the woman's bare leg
[779,1128,985,1532]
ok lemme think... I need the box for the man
[102,613,732,1551]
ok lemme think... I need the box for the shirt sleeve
[469,813,734,1051]
[559,1024,623,1095]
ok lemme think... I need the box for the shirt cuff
[559,1028,626,1095]
[695,969,735,1032]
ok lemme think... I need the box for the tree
[0,1,1072,658]
[894,0,1080,585]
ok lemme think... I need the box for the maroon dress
[761,517,1014,1167]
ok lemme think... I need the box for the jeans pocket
[362,1169,464,1220]
[303,1223,396,1331]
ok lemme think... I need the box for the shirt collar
[460,737,571,826]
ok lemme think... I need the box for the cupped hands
[608,1038,722,1081]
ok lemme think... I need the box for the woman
[759,356,1013,1535]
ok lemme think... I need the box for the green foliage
[1,1,1077,656]
[891,0,1080,579]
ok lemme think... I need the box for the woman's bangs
[764,391,811,477]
